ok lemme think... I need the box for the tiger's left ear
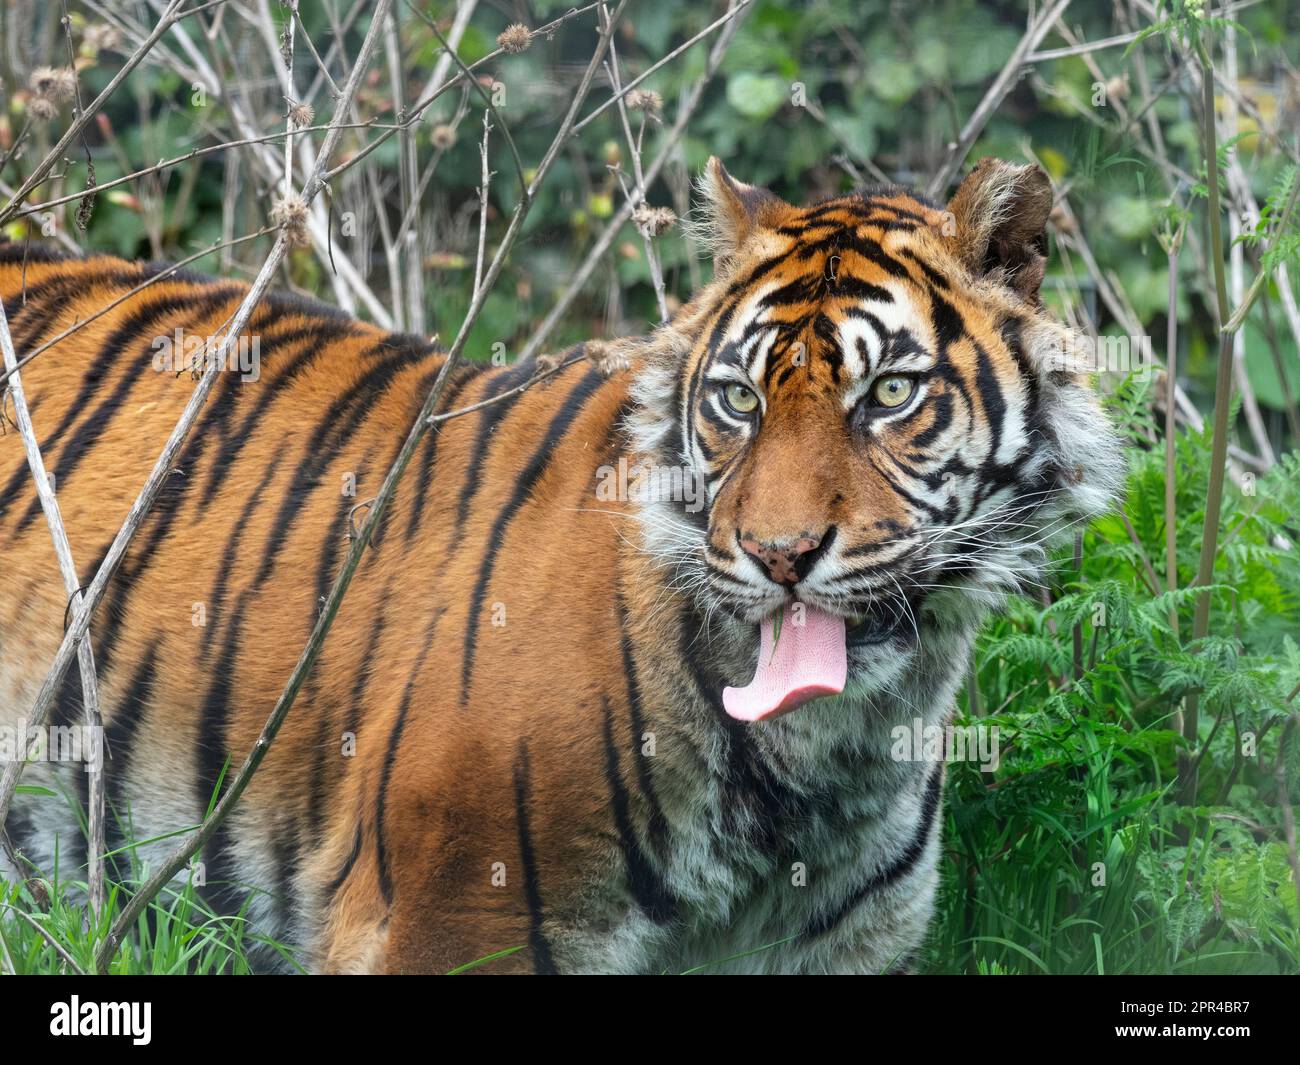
[698,157,782,272]
[943,158,1053,302]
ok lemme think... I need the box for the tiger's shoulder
[0,240,359,312]
[0,242,635,543]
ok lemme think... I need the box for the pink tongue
[722,603,847,723]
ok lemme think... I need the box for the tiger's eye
[872,374,914,408]
[723,383,760,415]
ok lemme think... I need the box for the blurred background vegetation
[1,0,1298,973]
[3,0,1297,446]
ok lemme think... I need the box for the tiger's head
[627,157,1123,721]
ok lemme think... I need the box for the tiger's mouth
[845,603,912,647]
[721,597,914,723]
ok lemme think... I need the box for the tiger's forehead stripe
[696,219,954,396]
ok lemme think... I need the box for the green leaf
[726,73,787,121]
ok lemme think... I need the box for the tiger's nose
[739,528,831,586]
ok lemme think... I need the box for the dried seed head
[270,196,311,248]
[83,23,123,53]
[29,66,76,106]
[626,89,662,115]
[535,351,563,374]
[27,96,58,123]
[632,204,677,237]
[1048,203,1076,236]
[288,100,315,128]
[430,123,457,150]
[584,339,631,377]
[497,23,532,54]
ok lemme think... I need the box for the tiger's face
[630,158,1121,719]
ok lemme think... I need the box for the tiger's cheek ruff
[623,328,725,602]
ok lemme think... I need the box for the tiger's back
[0,246,644,972]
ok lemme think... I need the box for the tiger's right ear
[943,157,1053,302]
[697,157,781,272]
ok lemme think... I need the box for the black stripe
[313,451,362,612]
[298,441,383,870]
[268,808,300,941]
[50,660,90,879]
[326,825,363,898]
[89,310,292,678]
[104,642,160,883]
[344,593,389,743]
[864,203,930,225]
[404,361,482,543]
[0,283,200,520]
[841,233,913,280]
[759,274,820,308]
[722,250,789,301]
[307,587,391,860]
[802,764,944,939]
[910,388,954,451]
[193,397,389,919]
[374,606,443,905]
[614,593,668,851]
[600,697,677,923]
[451,358,542,540]
[899,249,951,290]
[512,740,557,974]
[13,287,239,532]
[192,358,356,917]
[301,694,333,862]
[863,219,921,234]
[930,290,965,350]
[973,339,1007,470]
[831,275,894,306]
[194,330,380,669]
[198,319,358,510]
[459,368,605,705]
[273,403,369,926]
[691,302,742,450]
[0,242,80,266]
[251,339,434,587]
[195,462,278,666]
[812,313,843,379]
[1,272,86,352]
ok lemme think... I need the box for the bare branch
[0,0,192,227]
[925,0,1072,199]
[0,273,105,923]
[520,0,751,363]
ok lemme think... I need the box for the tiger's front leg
[308,731,654,975]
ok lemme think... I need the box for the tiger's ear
[697,157,782,271]
[943,158,1053,302]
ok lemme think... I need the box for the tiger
[0,156,1122,974]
